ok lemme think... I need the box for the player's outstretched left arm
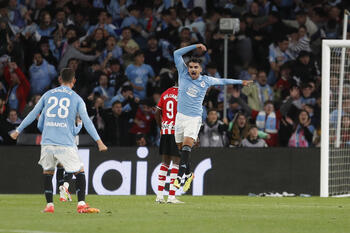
[10,96,45,140]
[78,99,108,152]
[207,76,253,86]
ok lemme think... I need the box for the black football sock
[56,167,65,189]
[44,174,53,203]
[75,172,86,202]
[64,172,73,183]
[177,145,191,178]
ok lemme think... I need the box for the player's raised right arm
[78,99,108,152]
[173,44,200,73]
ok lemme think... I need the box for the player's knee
[43,170,55,175]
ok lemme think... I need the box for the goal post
[321,39,350,197]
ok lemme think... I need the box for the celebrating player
[155,75,183,204]
[38,114,83,202]
[173,44,252,191]
[10,68,108,213]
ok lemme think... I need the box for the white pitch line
[0,229,66,233]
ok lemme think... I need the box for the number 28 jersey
[17,85,100,147]
[156,87,178,135]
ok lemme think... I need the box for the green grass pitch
[0,195,349,233]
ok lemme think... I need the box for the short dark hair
[60,68,75,83]
[191,7,203,17]
[121,85,133,93]
[207,108,217,114]
[134,50,144,58]
[186,57,202,66]
[112,100,122,107]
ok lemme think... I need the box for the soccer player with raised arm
[173,44,252,192]
[10,68,108,213]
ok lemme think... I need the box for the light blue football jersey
[174,45,243,117]
[17,85,100,146]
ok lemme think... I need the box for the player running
[155,76,183,204]
[173,44,252,191]
[10,68,108,213]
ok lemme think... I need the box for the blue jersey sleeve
[73,122,83,136]
[207,76,243,86]
[173,45,197,74]
[17,94,46,133]
[37,113,44,132]
[77,98,101,141]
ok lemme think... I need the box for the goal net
[321,40,350,197]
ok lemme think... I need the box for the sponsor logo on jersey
[186,87,198,97]
[45,121,68,128]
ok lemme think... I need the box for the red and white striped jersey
[157,87,178,135]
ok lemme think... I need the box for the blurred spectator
[117,27,140,66]
[29,51,57,95]
[107,0,132,21]
[144,36,168,75]
[121,5,141,29]
[241,126,268,148]
[156,9,181,46]
[3,62,30,114]
[7,0,27,29]
[88,96,105,137]
[35,11,55,39]
[91,73,115,105]
[299,83,316,106]
[103,100,136,146]
[238,98,289,147]
[106,59,128,92]
[199,109,228,147]
[288,110,315,147]
[58,37,100,71]
[38,37,57,67]
[283,10,318,37]
[87,9,117,38]
[129,98,155,145]
[291,51,320,84]
[135,133,147,146]
[227,112,250,147]
[100,36,123,66]
[274,62,292,100]
[187,7,206,41]
[108,85,136,111]
[159,62,177,93]
[268,36,293,85]
[288,26,311,59]
[125,50,155,100]
[83,28,106,54]
[0,109,21,145]
[242,70,274,111]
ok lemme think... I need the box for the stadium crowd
[0,0,349,147]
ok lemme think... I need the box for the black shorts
[159,134,180,157]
